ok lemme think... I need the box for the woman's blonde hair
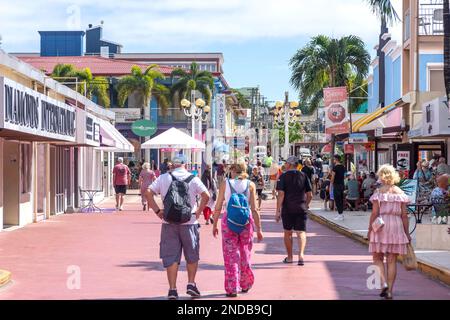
[142,162,151,170]
[377,164,400,185]
[231,161,249,180]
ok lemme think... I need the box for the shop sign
[215,94,226,137]
[396,151,410,171]
[344,143,354,154]
[76,109,100,147]
[364,142,375,151]
[131,119,157,137]
[349,133,368,143]
[323,87,349,135]
[110,108,141,123]
[86,115,100,143]
[0,76,76,142]
[422,97,450,137]
[375,127,383,137]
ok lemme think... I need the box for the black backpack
[163,173,195,224]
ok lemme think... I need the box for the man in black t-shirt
[331,154,346,220]
[276,156,312,266]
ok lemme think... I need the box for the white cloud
[0,0,403,52]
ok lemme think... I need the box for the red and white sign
[323,87,349,135]
[344,144,354,154]
[321,144,332,154]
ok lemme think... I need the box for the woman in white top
[212,162,263,298]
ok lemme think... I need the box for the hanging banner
[215,94,226,137]
[323,87,349,135]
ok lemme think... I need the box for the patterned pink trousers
[221,215,255,294]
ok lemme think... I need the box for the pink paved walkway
[0,195,449,300]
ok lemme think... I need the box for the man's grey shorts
[160,223,200,268]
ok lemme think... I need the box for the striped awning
[352,99,402,132]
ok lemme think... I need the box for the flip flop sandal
[283,257,294,264]
[298,260,305,266]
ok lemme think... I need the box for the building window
[429,68,445,93]
[20,143,32,194]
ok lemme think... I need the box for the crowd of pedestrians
[108,151,447,300]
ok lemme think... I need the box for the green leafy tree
[170,62,214,107]
[289,35,370,115]
[117,64,166,110]
[278,122,303,145]
[365,0,399,26]
[51,64,110,107]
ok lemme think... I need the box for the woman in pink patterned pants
[213,162,263,297]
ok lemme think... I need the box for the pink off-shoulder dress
[369,191,410,255]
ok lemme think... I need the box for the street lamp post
[180,92,210,172]
[272,92,300,160]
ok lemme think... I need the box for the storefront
[0,50,130,231]
[0,75,77,229]
[396,96,450,177]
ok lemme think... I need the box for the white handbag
[372,216,385,233]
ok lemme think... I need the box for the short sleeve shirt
[149,167,208,224]
[139,170,155,189]
[113,164,130,186]
[277,170,312,214]
[332,164,346,185]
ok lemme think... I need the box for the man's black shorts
[114,185,127,194]
[281,212,307,232]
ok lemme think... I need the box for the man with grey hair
[436,157,450,176]
[276,156,312,266]
[112,157,131,211]
[146,155,210,300]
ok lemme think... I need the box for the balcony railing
[419,0,445,35]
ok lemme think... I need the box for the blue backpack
[226,179,251,234]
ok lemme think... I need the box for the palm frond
[366,0,400,26]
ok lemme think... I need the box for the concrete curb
[308,212,450,286]
[0,270,11,288]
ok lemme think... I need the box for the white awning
[97,119,134,152]
[141,127,205,150]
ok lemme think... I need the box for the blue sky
[0,0,402,102]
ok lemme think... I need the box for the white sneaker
[336,215,344,221]
[333,215,340,221]
[119,206,123,211]
[443,216,448,224]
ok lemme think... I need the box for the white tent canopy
[141,127,205,150]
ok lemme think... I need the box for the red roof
[16,56,174,76]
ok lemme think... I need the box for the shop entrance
[2,141,20,228]
[50,146,70,215]
[35,143,48,221]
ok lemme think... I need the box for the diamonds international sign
[0,76,76,142]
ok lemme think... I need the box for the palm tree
[117,64,165,110]
[290,35,370,160]
[365,1,399,108]
[290,35,371,114]
[443,0,450,101]
[365,0,399,26]
[117,64,168,160]
[51,64,110,107]
[170,62,214,108]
